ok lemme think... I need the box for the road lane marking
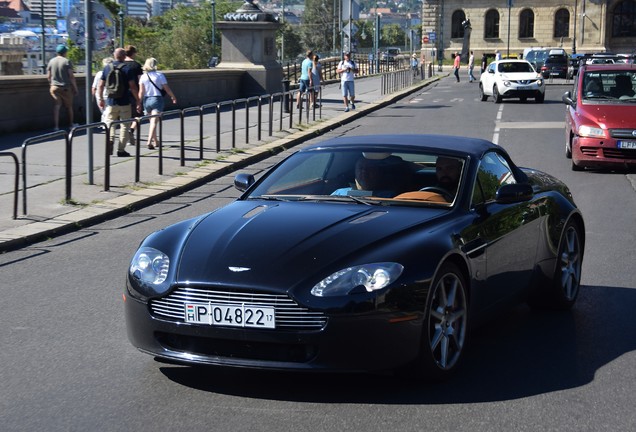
[492,105,504,145]
[496,121,565,129]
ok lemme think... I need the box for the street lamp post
[211,0,216,53]
[572,0,577,54]
[118,9,124,47]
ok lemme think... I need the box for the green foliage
[123,1,237,69]
[299,0,338,56]
[278,23,303,62]
[381,24,406,47]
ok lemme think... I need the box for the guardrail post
[0,152,19,219]
[216,103,221,152]
[257,96,263,141]
[232,100,236,148]
[245,99,250,144]
[282,79,290,113]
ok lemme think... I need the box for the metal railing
[0,152,19,219]
[9,86,324,217]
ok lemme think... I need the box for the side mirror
[495,183,533,204]
[562,91,574,106]
[234,173,255,192]
[488,69,494,74]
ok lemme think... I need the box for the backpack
[105,63,127,99]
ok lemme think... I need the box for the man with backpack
[97,47,141,157]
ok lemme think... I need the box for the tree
[299,0,338,56]
[381,24,406,47]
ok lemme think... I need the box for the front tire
[411,262,469,381]
[535,92,545,103]
[493,85,502,103]
[479,83,488,101]
[566,136,572,158]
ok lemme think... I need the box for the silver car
[479,59,546,103]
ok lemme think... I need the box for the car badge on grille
[229,266,251,272]
[632,130,636,137]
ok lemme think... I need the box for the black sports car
[125,134,585,380]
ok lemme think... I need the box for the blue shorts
[299,79,311,92]
[341,81,355,98]
[143,96,164,114]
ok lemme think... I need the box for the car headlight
[578,125,606,138]
[503,80,511,87]
[536,78,544,86]
[311,263,404,297]
[127,247,172,300]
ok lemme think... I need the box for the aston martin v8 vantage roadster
[125,134,584,380]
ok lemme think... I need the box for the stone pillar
[216,1,282,96]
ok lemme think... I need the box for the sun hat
[56,44,68,54]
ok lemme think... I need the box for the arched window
[554,8,570,38]
[451,10,467,39]
[485,9,500,38]
[519,9,535,38]
[612,0,636,37]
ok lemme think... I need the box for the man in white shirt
[336,52,358,112]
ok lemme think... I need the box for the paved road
[2,75,635,431]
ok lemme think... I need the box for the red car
[562,63,636,170]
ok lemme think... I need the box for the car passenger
[332,154,410,198]
[610,75,635,98]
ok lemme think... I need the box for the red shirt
[454,55,461,68]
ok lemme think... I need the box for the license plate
[517,85,531,90]
[550,72,560,76]
[618,140,636,149]
[185,303,276,328]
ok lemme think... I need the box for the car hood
[175,200,446,288]
[500,72,541,81]
[577,104,636,128]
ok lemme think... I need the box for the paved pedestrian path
[0,72,441,251]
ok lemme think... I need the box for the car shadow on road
[159,284,636,404]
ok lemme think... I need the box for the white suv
[479,59,546,103]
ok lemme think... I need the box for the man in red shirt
[453,52,461,83]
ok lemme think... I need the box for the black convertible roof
[304,134,500,159]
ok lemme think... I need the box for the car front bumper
[124,292,424,372]
[572,136,636,168]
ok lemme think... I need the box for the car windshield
[525,50,548,63]
[245,148,467,207]
[582,71,636,102]
[498,62,534,73]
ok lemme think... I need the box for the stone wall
[0,68,252,133]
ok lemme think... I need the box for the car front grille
[512,80,535,85]
[603,148,636,159]
[150,287,328,330]
[609,129,636,139]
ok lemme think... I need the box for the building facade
[421,0,636,59]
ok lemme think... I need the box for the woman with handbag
[138,57,177,149]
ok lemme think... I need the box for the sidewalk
[0,72,442,252]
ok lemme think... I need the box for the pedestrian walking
[337,51,358,112]
[481,52,488,73]
[46,44,78,130]
[296,50,314,109]
[138,57,177,150]
[124,45,143,140]
[311,54,323,107]
[467,51,475,82]
[91,57,113,125]
[411,54,419,77]
[495,49,502,61]
[453,52,461,83]
[97,47,141,157]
